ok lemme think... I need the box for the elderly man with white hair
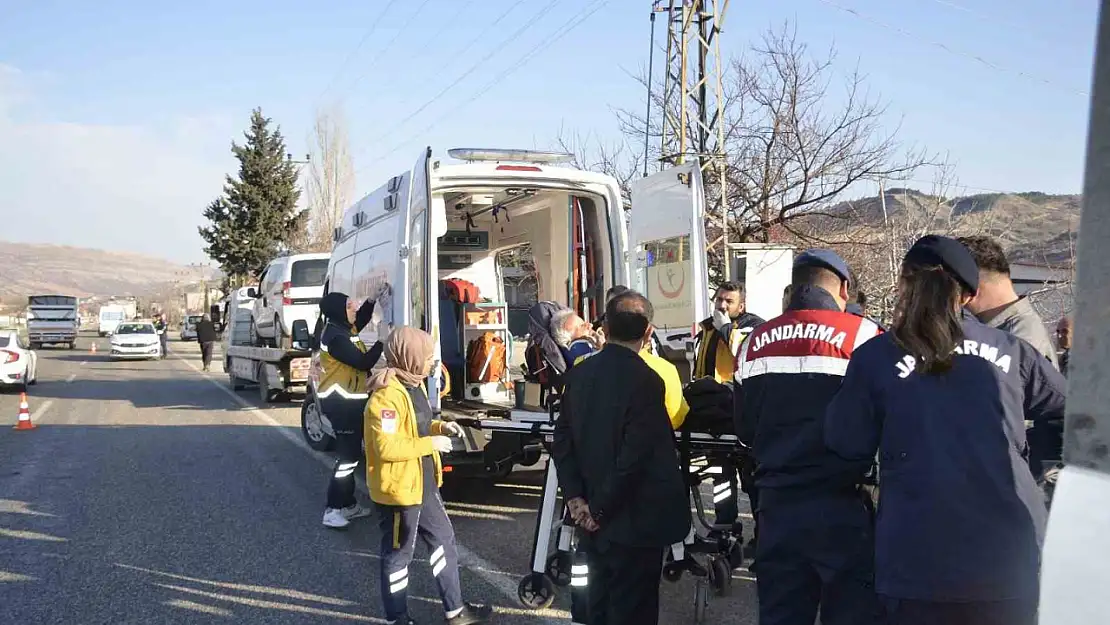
[551,308,603,367]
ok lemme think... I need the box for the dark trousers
[710,454,739,526]
[881,596,1037,625]
[584,542,664,625]
[159,333,168,358]
[200,341,214,369]
[738,455,759,544]
[378,485,463,621]
[326,411,362,510]
[755,491,884,625]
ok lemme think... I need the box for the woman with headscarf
[317,292,384,529]
[365,327,490,625]
[824,235,1066,625]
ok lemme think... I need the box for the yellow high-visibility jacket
[364,377,450,506]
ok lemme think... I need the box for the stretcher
[456,403,750,624]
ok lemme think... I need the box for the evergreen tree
[199,108,307,284]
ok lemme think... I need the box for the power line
[924,0,1082,51]
[355,0,611,176]
[335,0,435,101]
[352,0,562,160]
[813,0,1089,97]
[313,2,399,105]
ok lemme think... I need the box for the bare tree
[304,106,356,252]
[554,22,936,281]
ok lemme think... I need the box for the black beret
[904,235,979,294]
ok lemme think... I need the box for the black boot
[446,603,492,625]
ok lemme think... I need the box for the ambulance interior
[429,186,613,411]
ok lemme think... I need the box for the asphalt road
[0,332,757,624]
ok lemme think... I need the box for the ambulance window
[641,235,694,328]
[409,212,427,329]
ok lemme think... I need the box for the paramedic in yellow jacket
[692,281,764,534]
[316,292,384,529]
[365,327,491,625]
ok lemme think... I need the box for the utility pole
[655,0,731,279]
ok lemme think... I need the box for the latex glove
[430,436,453,454]
[712,309,731,332]
[441,421,466,437]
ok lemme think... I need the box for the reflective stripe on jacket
[364,377,448,506]
[318,323,370,426]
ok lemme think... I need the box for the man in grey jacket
[958,236,1059,369]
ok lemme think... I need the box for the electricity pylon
[654,0,731,279]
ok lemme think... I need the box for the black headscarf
[312,292,350,350]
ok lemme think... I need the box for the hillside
[0,242,214,300]
[821,189,1081,266]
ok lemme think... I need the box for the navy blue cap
[794,249,852,285]
[904,235,979,294]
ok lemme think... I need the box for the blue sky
[0,0,1099,263]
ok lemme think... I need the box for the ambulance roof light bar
[447,148,575,165]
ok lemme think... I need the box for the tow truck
[222,288,312,403]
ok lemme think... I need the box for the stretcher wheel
[545,552,572,587]
[693,579,709,623]
[662,561,685,583]
[517,573,555,610]
[709,556,732,597]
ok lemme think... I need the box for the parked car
[0,329,38,391]
[109,322,162,360]
[250,252,329,348]
[180,315,202,341]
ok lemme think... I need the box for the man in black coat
[195,314,219,372]
[552,290,690,625]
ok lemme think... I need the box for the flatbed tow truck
[222,306,312,403]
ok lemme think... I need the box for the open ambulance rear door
[629,162,710,371]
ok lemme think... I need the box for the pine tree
[199,108,307,284]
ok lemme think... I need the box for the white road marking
[29,400,53,423]
[80,361,87,366]
[65,374,77,383]
[174,353,555,621]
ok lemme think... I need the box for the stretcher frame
[459,405,750,624]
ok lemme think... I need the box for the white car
[180,315,202,341]
[251,252,330,348]
[0,330,38,391]
[109,322,162,360]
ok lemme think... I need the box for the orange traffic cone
[14,393,35,430]
[90,342,97,354]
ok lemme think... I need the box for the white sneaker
[341,504,372,521]
[322,508,351,529]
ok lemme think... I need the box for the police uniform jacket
[733,285,881,495]
[824,314,1066,602]
[552,344,690,549]
[694,311,765,383]
[316,296,383,427]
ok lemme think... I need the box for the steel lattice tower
[653,0,732,278]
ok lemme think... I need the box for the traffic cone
[90,342,97,354]
[14,393,35,430]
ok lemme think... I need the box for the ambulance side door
[628,162,710,365]
[405,147,444,409]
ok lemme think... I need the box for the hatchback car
[0,330,38,391]
[109,322,162,360]
[250,253,330,348]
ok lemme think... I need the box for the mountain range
[0,242,217,302]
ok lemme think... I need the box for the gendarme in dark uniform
[825,235,1067,625]
[733,249,885,625]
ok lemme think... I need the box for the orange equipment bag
[466,332,507,384]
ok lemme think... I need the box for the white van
[326,147,713,416]
[97,304,128,336]
[250,252,331,348]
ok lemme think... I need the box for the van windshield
[290,259,329,287]
[101,311,125,321]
